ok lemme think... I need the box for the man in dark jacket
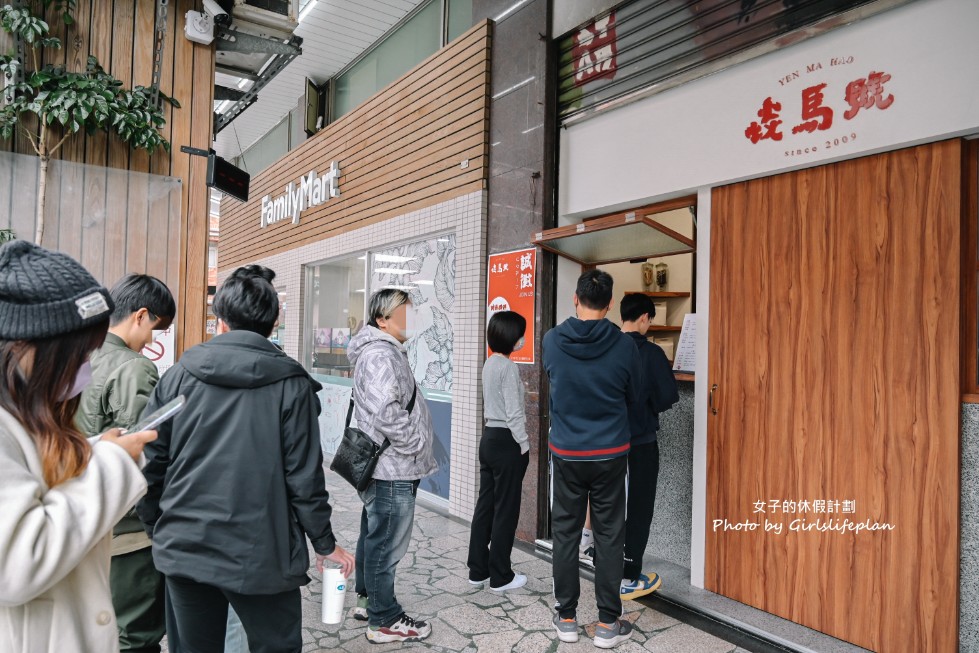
[618,293,679,601]
[137,265,354,653]
[76,274,175,653]
[543,270,641,650]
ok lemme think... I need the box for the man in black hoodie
[619,293,679,600]
[137,265,354,653]
[543,270,641,649]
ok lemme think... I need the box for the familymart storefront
[219,22,492,516]
[550,0,979,651]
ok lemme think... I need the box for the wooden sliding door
[707,140,961,652]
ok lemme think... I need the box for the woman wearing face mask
[346,288,437,643]
[0,241,158,653]
[466,311,530,591]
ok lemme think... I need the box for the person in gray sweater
[467,311,530,591]
[347,288,437,643]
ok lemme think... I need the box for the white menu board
[672,313,696,373]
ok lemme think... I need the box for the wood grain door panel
[707,141,961,652]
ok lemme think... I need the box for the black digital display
[207,154,250,202]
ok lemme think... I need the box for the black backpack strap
[406,384,418,414]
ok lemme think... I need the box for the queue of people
[0,240,677,652]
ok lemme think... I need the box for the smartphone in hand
[126,395,186,433]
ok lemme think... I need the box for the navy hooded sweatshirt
[543,317,642,460]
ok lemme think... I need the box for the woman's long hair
[0,321,109,487]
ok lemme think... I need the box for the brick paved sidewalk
[290,470,749,653]
[159,468,749,652]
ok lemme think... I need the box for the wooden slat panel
[79,0,112,280]
[219,107,486,243]
[178,0,215,352]
[220,21,492,269]
[103,0,135,284]
[124,169,151,277]
[221,149,487,262]
[706,140,961,652]
[129,0,156,181]
[0,153,13,230]
[10,156,38,241]
[219,68,489,229]
[226,34,490,198]
[37,3,67,250]
[150,0,177,177]
[53,0,92,258]
[0,0,209,360]
[168,0,196,351]
[40,159,63,251]
[962,140,978,394]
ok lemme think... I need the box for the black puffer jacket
[137,330,335,595]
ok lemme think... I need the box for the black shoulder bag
[330,385,417,491]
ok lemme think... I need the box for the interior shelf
[646,325,682,332]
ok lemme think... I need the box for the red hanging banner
[486,248,537,364]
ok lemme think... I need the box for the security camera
[184,10,214,44]
[203,0,232,26]
[185,0,231,44]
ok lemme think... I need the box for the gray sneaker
[594,619,633,649]
[552,613,579,643]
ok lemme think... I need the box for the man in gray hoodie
[347,288,437,643]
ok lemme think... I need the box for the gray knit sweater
[482,354,529,454]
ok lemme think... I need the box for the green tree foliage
[0,1,180,242]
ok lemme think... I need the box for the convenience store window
[305,255,366,457]
[303,233,456,499]
[369,233,455,499]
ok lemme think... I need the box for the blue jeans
[225,607,248,653]
[354,479,419,628]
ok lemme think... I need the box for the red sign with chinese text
[572,12,617,86]
[487,248,537,364]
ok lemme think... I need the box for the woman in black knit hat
[0,240,159,653]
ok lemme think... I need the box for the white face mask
[400,305,421,342]
[514,337,526,351]
[60,360,93,401]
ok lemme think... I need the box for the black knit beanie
[0,240,114,340]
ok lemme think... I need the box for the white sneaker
[468,577,489,586]
[365,613,431,643]
[490,573,527,592]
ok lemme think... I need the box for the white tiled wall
[218,191,488,519]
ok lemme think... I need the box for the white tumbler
[321,568,346,625]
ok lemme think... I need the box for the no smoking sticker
[142,327,175,374]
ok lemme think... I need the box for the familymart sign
[260,161,340,228]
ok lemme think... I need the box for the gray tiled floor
[160,468,752,652]
[291,470,749,652]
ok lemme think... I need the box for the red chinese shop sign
[742,56,896,160]
[572,12,617,86]
[486,248,537,365]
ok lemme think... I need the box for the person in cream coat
[0,241,156,653]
